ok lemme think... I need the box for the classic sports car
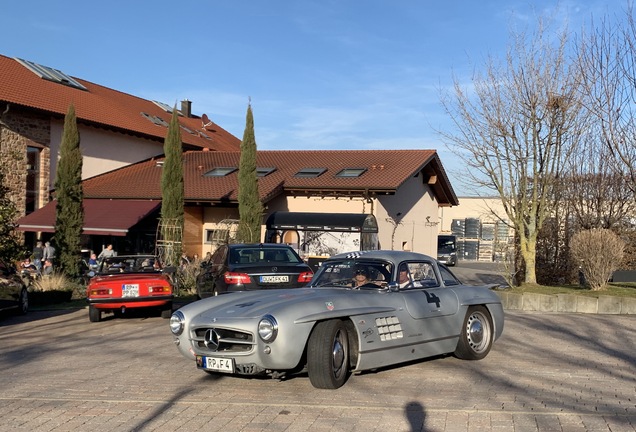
[86,255,174,322]
[196,243,313,298]
[170,250,504,389]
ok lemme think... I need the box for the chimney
[181,99,192,118]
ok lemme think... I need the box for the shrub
[570,229,625,291]
[174,262,201,295]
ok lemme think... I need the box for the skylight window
[152,100,182,114]
[204,167,237,177]
[257,167,276,177]
[336,168,367,178]
[16,57,87,91]
[294,168,327,178]
[141,112,169,127]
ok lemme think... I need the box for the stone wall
[0,108,51,216]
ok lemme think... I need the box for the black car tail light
[224,272,251,285]
[297,271,314,283]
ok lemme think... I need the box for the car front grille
[191,327,255,354]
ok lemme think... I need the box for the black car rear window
[229,248,302,265]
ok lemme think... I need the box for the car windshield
[228,247,303,265]
[310,259,394,288]
[98,256,160,274]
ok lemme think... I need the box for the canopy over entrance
[265,212,378,233]
[16,199,160,236]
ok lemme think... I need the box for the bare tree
[570,228,625,291]
[577,8,636,193]
[439,20,586,284]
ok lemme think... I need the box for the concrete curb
[495,291,636,314]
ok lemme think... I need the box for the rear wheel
[88,305,102,323]
[454,306,493,360]
[307,320,350,389]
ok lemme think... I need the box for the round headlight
[170,311,185,335]
[258,315,278,342]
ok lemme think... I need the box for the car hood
[181,287,397,323]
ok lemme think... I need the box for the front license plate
[198,355,234,373]
[122,284,139,297]
[260,275,289,283]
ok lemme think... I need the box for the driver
[353,266,372,288]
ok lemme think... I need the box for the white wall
[49,120,163,189]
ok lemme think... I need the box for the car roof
[228,243,294,250]
[327,250,436,264]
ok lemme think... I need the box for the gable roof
[81,150,458,206]
[0,54,240,151]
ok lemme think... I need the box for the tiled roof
[82,150,458,205]
[0,54,240,151]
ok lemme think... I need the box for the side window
[410,262,439,288]
[438,265,460,286]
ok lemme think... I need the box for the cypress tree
[54,104,84,279]
[160,108,184,265]
[237,103,263,243]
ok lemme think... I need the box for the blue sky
[2,1,627,195]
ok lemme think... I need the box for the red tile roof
[81,150,458,206]
[0,55,240,151]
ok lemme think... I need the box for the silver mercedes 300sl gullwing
[170,250,505,389]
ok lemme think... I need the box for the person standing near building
[98,244,115,261]
[42,241,55,265]
[32,241,44,271]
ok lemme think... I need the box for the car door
[197,246,227,297]
[398,261,460,339]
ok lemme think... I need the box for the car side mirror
[387,282,400,292]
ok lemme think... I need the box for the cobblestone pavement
[0,308,634,432]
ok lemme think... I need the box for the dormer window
[294,168,327,178]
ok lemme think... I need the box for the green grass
[507,282,636,298]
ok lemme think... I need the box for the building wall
[49,120,162,189]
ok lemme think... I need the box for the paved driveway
[0,306,634,431]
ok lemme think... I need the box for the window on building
[26,147,40,214]
[204,167,237,177]
[335,168,367,177]
[16,57,88,91]
[256,167,276,177]
[294,168,327,178]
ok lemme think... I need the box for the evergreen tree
[237,103,263,243]
[0,167,25,262]
[160,108,184,265]
[54,104,84,279]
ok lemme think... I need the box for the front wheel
[454,306,493,360]
[307,320,350,389]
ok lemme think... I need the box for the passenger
[398,264,411,288]
[98,244,115,261]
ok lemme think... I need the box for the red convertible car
[86,255,174,322]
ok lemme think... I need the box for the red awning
[17,199,160,236]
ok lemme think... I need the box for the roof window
[257,167,276,177]
[141,112,169,127]
[204,167,237,177]
[15,57,87,91]
[336,168,367,178]
[152,100,182,115]
[294,168,327,178]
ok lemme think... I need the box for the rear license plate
[260,275,289,283]
[198,355,234,373]
[122,284,139,297]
